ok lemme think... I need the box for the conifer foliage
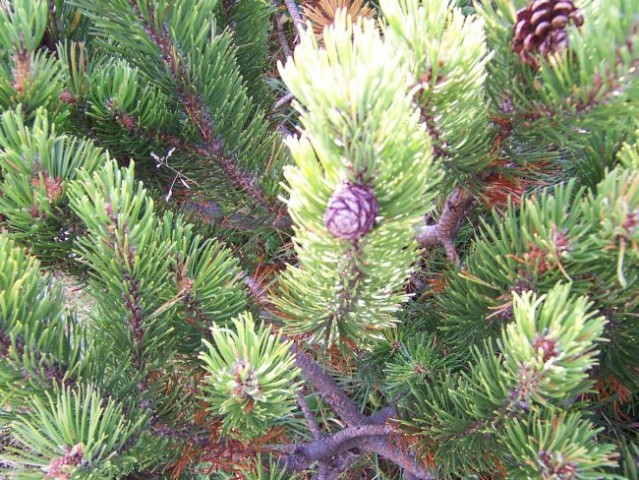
[0,0,639,478]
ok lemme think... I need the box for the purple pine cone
[324,182,379,240]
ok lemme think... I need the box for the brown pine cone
[324,182,379,240]
[303,0,375,38]
[513,0,584,67]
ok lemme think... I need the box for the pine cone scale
[535,21,552,37]
[531,10,551,26]
[570,10,585,26]
[515,21,530,40]
[554,1,576,13]
[531,0,552,10]
[551,15,569,29]
[524,34,539,51]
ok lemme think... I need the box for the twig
[297,389,322,441]
[416,188,476,263]
[368,398,400,425]
[360,435,434,480]
[319,451,361,480]
[243,272,269,306]
[289,342,367,426]
[278,123,295,138]
[151,148,199,202]
[283,0,306,32]
[274,9,292,58]
[273,92,295,110]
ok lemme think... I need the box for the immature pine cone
[324,182,379,240]
[513,0,584,67]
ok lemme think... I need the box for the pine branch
[285,340,433,478]
[124,0,284,219]
[268,322,433,477]
[523,22,639,120]
[0,332,69,388]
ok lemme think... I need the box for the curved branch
[289,341,367,426]
[274,422,433,479]
[416,188,476,262]
[275,424,392,471]
[361,435,434,480]
[307,424,391,460]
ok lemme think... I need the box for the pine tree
[1,0,638,478]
